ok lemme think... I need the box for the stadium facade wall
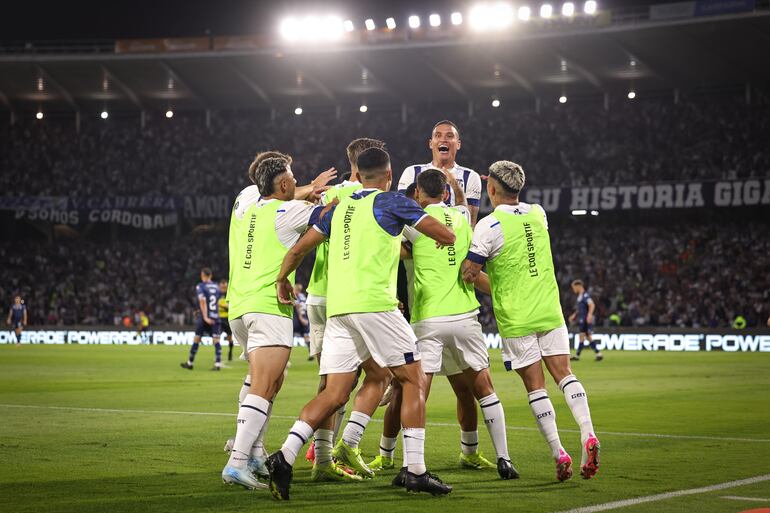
[3,328,769,352]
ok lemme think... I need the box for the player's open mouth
[438,144,449,154]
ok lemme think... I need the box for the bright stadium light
[365,18,376,30]
[628,90,636,99]
[584,1,598,15]
[451,12,463,25]
[540,3,553,18]
[359,104,368,113]
[100,110,109,119]
[492,2,514,28]
[321,16,344,39]
[518,6,531,21]
[492,98,501,108]
[280,17,301,40]
[571,209,587,215]
[562,2,575,17]
[294,106,303,115]
[343,19,354,32]
[36,110,44,120]
[409,15,421,28]
[470,3,513,30]
[429,14,441,27]
[590,210,599,216]
[559,95,568,103]
[165,109,174,118]
[386,17,396,29]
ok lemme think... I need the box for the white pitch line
[554,474,770,513]
[1,403,769,443]
[721,495,770,502]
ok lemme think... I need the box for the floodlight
[627,91,636,99]
[343,19,354,32]
[359,104,368,113]
[294,107,303,115]
[100,110,109,119]
[429,14,441,27]
[451,12,463,24]
[559,95,567,103]
[540,4,553,18]
[386,17,396,29]
[518,6,531,21]
[584,1,597,15]
[36,111,44,120]
[280,17,300,41]
[166,110,174,118]
[365,18,376,31]
[562,2,575,16]
[409,15,420,28]
[492,99,501,107]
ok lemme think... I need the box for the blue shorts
[578,320,593,335]
[11,321,23,330]
[195,318,222,337]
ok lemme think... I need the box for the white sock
[280,420,314,466]
[403,427,426,475]
[401,430,408,468]
[341,411,370,448]
[227,394,270,468]
[460,430,479,456]
[479,393,510,460]
[528,389,563,460]
[238,375,250,406]
[379,435,397,458]
[332,406,346,442]
[250,401,272,458]
[559,374,595,443]
[314,429,334,466]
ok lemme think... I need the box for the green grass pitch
[1,344,769,513]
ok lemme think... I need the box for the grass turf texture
[1,345,769,513]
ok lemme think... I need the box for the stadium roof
[1,6,769,115]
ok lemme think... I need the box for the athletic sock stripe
[240,404,267,416]
[348,420,367,429]
[380,446,395,452]
[560,379,580,391]
[289,431,308,444]
[529,395,549,404]
[480,400,501,408]
[242,382,250,387]
[460,441,479,446]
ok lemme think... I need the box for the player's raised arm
[294,167,337,201]
[442,167,467,207]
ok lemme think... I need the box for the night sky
[2,0,677,42]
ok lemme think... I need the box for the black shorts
[293,317,309,336]
[220,319,232,339]
[578,320,594,335]
[195,318,222,337]
[12,321,23,330]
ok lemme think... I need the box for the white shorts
[230,313,294,354]
[319,309,420,375]
[307,304,327,357]
[501,325,570,371]
[413,315,489,376]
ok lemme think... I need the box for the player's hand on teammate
[276,278,296,305]
[319,198,339,220]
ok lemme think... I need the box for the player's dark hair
[404,183,417,199]
[255,157,290,196]
[356,147,390,180]
[572,279,584,287]
[417,168,447,199]
[346,138,386,167]
[219,279,227,285]
[432,120,460,137]
[201,267,212,277]
[249,150,292,185]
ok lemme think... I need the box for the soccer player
[370,170,517,481]
[6,295,27,345]
[218,280,234,361]
[135,310,150,344]
[303,138,380,463]
[267,147,456,500]
[247,151,337,202]
[292,283,311,358]
[398,120,482,226]
[569,280,604,362]
[462,161,601,482]
[180,268,222,371]
[221,155,353,489]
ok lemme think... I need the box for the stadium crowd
[1,96,768,198]
[3,220,768,330]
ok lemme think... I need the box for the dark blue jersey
[315,189,427,237]
[196,281,221,320]
[10,304,26,323]
[576,292,593,321]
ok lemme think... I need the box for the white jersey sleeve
[275,200,318,248]
[402,224,420,244]
[454,205,472,224]
[398,166,417,192]
[469,215,504,261]
[465,171,482,207]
